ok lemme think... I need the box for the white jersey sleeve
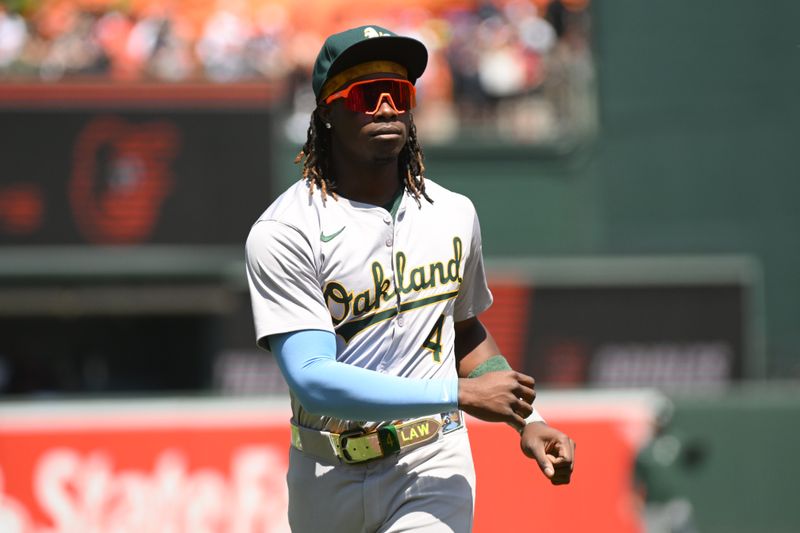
[453,204,493,322]
[246,220,334,347]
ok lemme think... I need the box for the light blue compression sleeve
[269,329,459,421]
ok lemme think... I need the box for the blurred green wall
[667,387,800,533]
[274,1,800,375]
[430,0,800,377]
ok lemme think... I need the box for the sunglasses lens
[344,80,415,113]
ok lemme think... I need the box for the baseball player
[246,25,575,532]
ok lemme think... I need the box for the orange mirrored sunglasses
[324,78,416,114]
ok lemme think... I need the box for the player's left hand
[519,422,575,485]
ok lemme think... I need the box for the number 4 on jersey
[422,314,445,363]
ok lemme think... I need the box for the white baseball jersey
[246,179,493,433]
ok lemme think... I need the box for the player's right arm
[269,328,458,421]
[269,328,534,425]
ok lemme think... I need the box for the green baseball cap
[312,25,428,102]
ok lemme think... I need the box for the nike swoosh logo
[320,226,346,242]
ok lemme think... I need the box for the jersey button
[397,315,405,327]
[385,237,393,247]
[383,216,392,224]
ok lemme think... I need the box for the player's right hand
[457,371,535,430]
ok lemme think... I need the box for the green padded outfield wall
[584,1,800,379]
[666,388,800,533]
[274,1,800,376]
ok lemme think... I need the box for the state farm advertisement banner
[0,400,292,533]
[0,394,655,533]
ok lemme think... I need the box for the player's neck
[332,154,402,206]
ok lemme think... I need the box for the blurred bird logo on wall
[69,116,180,244]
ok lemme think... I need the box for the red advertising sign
[0,394,652,532]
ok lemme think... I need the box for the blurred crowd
[0,0,595,143]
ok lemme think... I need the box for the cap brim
[327,36,428,89]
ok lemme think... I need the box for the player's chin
[367,139,406,162]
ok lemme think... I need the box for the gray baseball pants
[286,427,476,532]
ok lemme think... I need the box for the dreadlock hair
[294,108,433,206]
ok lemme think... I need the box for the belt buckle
[338,428,371,464]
